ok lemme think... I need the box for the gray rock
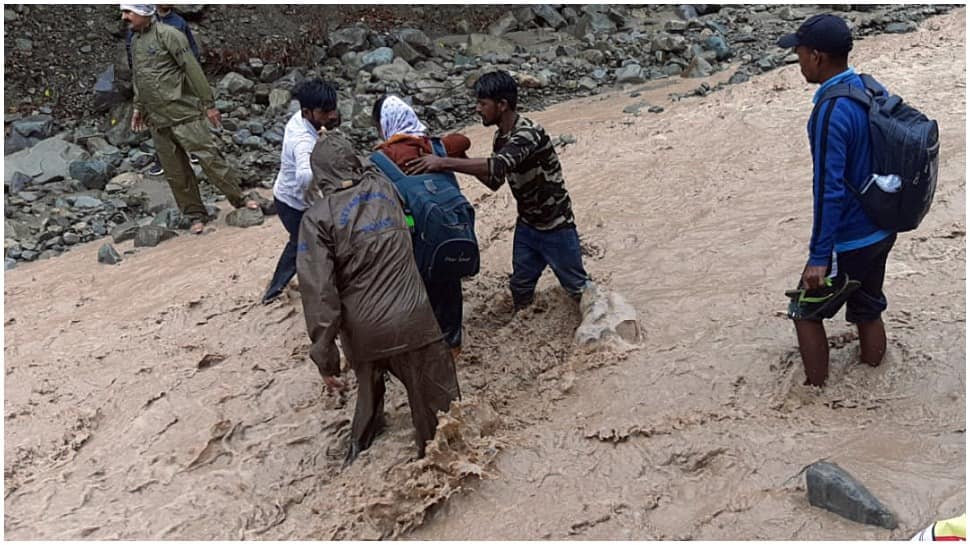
[93,64,126,113]
[151,208,190,230]
[15,38,32,51]
[97,242,123,264]
[68,159,113,190]
[615,64,646,84]
[392,40,425,65]
[397,28,434,57]
[886,21,918,34]
[233,129,253,146]
[572,12,617,38]
[676,4,699,20]
[4,135,89,186]
[805,461,897,529]
[328,26,371,58]
[217,72,255,95]
[683,55,713,78]
[62,232,80,245]
[18,191,41,202]
[5,130,34,156]
[11,115,55,139]
[105,103,145,147]
[245,120,266,135]
[373,57,414,84]
[488,12,519,36]
[260,63,284,84]
[533,5,567,29]
[652,33,687,52]
[623,100,649,114]
[578,77,598,91]
[263,130,284,146]
[575,282,642,347]
[648,105,664,114]
[71,196,105,209]
[20,250,38,261]
[133,225,179,248]
[581,49,606,64]
[466,34,517,57]
[705,35,733,61]
[225,207,264,228]
[665,19,688,32]
[129,151,154,169]
[5,258,16,270]
[517,72,549,89]
[7,172,32,193]
[268,88,291,111]
[253,83,271,106]
[242,136,264,149]
[361,47,395,70]
[729,70,751,85]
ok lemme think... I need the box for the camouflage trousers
[151,117,246,221]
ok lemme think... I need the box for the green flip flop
[786,273,862,320]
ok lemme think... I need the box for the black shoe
[147,163,164,176]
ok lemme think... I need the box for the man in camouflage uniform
[121,4,257,234]
[407,70,590,310]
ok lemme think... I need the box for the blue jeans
[510,222,590,308]
[263,198,304,303]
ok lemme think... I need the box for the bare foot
[245,200,260,210]
[190,221,205,235]
[450,347,462,361]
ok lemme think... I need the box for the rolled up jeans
[263,197,304,300]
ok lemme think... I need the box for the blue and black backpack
[816,73,940,233]
[369,138,480,281]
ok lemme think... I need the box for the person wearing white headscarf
[371,95,473,360]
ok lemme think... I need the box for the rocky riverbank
[3,4,954,268]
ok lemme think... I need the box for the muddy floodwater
[4,9,965,540]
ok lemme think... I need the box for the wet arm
[297,213,342,377]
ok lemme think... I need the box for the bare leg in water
[794,319,829,387]
[857,318,887,366]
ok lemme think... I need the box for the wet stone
[805,461,897,530]
[5,257,16,270]
[111,220,140,243]
[97,242,122,264]
[225,207,265,228]
[133,225,179,248]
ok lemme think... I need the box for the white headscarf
[120,4,156,16]
[380,95,427,140]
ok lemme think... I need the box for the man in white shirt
[262,79,340,304]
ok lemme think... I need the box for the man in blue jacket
[778,14,896,387]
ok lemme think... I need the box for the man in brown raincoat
[122,4,258,234]
[296,132,461,464]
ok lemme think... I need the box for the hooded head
[373,95,427,140]
[307,133,374,203]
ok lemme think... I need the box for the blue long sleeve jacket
[807,68,891,267]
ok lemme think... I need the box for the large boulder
[68,159,114,190]
[328,26,370,58]
[806,462,897,529]
[133,225,179,248]
[532,5,567,29]
[217,72,255,96]
[574,282,642,348]
[361,47,395,70]
[225,207,264,228]
[615,64,646,84]
[4,135,88,186]
[372,57,415,84]
[396,28,434,58]
[572,12,617,38]
[466,34,517,57]
[93,64,129,113]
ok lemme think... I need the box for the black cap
[777,14,853,54]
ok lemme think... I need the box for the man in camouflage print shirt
[407,70,590,310]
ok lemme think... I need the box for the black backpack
[369,138,480,282]
[817,73,940,233]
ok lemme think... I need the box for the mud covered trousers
[151,117,247,222]
[348,339,461,463]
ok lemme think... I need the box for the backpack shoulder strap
[429,137,447,158]
[819,82,873,109]
[368,150,406,182]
